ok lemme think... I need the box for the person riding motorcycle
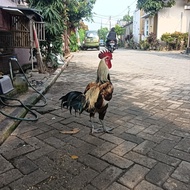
[106,27,118,48]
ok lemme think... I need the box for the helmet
[111,27,115,31]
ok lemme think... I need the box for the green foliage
[137,0,176,15]
[26,0,96,57]
[161,31,188,50]
[78,28,86,45]
[161,32,174,43]
[69,32,79,52]
[123,15,133,22]
[46,52,59,68]
[27,0,66,58]
[114,25,125,36]
[67,0,96,27]
[98,27,109,41]
[122,6,133,22]
[139,40,150,50]
[128,32,159,50]
[127,39,139,49]
[27,0,96,27]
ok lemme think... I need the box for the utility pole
[109,16,111,30]
[187,21,190,54]
[180,12,183,32]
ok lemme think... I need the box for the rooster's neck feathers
[96,58,110,83]
[85,85,100,112]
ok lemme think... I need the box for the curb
[0,54,74,145]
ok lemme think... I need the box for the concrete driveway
[0,49,190,190]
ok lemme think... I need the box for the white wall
[14,48,32,66]
[157,0,190,39]
[1,0,16,6]
[133,9,141,43]
[1,0,26,7]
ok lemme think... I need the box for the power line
[93,0,137,18]
[93,14,119,22]
[87,0,137,30]
[112,0,137,17]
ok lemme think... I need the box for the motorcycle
[106,40,116,53]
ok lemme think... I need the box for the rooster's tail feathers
[59,91,85,114]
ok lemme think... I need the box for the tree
[122,6,133,22]
[67,0,96,29]
[123,14,133,23]
[26,0,66,55]
[65,0,96,53]
[137,0,175,15]
[98,27,109,41]
[114,25,125,36]
[113,25,125,47]
[26,0,96,56]
[78,20,88,47]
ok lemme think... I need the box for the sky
[84,0,137,31]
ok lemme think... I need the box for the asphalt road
[1,48,190,190]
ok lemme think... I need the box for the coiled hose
[0,57,47,121]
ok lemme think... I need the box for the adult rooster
[59,50,113,134]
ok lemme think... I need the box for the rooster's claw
[90,127,113,134]
[104,127,113,134]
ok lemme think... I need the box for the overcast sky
[84,0,137,30]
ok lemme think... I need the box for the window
[144,19,149,37]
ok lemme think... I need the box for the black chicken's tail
[59,91,86,114]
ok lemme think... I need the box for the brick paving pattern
[0,49,190,190]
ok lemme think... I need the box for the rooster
[59,50,113,134]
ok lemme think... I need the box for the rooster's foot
[90,128,103,134]
[90,127,113,134]
[103,127,113,134]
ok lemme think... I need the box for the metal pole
[33,23,45,73]
[180,12,183,32]
[187,21,190,54]
[30,20,34,70]
[188,21,190,48]
[9,59,13,81]
[109,16,111,30]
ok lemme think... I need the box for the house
[0,0,45,74]
[133,0,190,46]
[122,21,133,47]
[117,20,133,47]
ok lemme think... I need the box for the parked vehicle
[106,40,116,53]
[82,31,100,50]
[99,39,105,47]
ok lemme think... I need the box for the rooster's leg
[90,117,95,133]
[99,119,113,133]
[90,117,102,134]
[90,118,113,134]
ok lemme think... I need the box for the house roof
[141,12,151,18]
[123,21,133,27]
[0,6,43,21]
[1,7,23,15]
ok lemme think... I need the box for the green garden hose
[0,57,48,121]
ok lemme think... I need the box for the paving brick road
[1,49,190,190]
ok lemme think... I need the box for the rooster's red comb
[98,49,112,59]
